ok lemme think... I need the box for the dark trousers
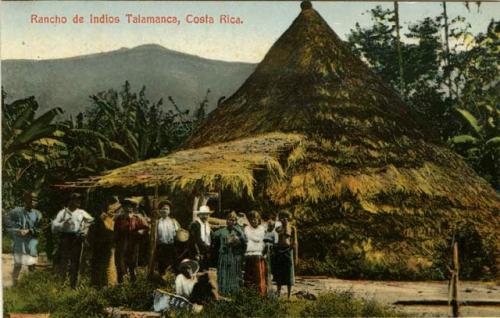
[198,251,210,271]
[115,237,139,283]
[157,243,177,275]
[58,233,83,289]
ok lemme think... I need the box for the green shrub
[3,233,13,253]
[51,286,107,318]
[4,270,405,318]
[299,291,405,317]
[4,269,172,317]
[3,270,107,317]
[201,288,286,318]
[100,272,171,311]
[3,270,64,314]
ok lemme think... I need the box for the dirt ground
[294,276,499,317]
[3,254,499,317]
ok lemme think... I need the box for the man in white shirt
[156,201,180,275]
[189,205,212,271]
[51,193,94,288]
[175,259,199,298]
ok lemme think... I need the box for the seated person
[175,259,199,298]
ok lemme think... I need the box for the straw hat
[178,259,199,274]
[120,197,138,207]
[196,205,213,215]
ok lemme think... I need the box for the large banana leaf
[6,125,61,155]
[109,141,134,161]
[450,134,479,144]
[33,138,67,148]
[6,108,63,153]
[91,97,118,135]
[455,108,482,136]
[485,136,500,147]
[12,101,36,130]
[70,128,111,143]
[125,129,139,160]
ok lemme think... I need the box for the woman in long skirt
[243,211,267,296]
[212,212,247,295]
[273,211,295,299]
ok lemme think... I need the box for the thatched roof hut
[184,2,500,277]
[74,2,499,278]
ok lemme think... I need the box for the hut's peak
[184,0,431,149]
[301,1,313,11]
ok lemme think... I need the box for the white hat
[196,205,213,214]
[178,258,199,274]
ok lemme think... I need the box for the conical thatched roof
[182,2,499,274]
[185,2,499,214]
[186,3,500,212]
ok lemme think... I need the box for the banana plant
[450,104,499,189]
[2,93,66,178]
[1,91,68,208]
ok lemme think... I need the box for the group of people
[6,192,95,288]
[175,207,296,301]
[6,192,296,303]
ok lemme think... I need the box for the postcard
[1,1,499,317]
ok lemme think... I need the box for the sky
[1,1,499,63]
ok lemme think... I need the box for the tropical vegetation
[4,270,405,318]
[348,6,499,191]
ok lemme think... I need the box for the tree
[450,107,499,190]
[442,2,453,98]
[348,7,450,134]
[348,7,499,189]
[349,6,400,89]
[82,81,195,164]
[1,89,66,208]
[393,1,406,97]
[448,20,500,190]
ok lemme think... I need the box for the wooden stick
[451,241,460,317]
[147,185,159,279]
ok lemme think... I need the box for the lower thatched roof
[64,132,304,197]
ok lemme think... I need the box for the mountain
[1,44,256,116]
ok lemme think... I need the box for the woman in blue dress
[7,192,43,285]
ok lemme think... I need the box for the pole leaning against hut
[147,184,160,279]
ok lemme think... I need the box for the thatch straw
[64,133,303,197]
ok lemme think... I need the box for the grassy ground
[4,269,405,317]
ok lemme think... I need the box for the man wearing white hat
[189,205,212,271]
